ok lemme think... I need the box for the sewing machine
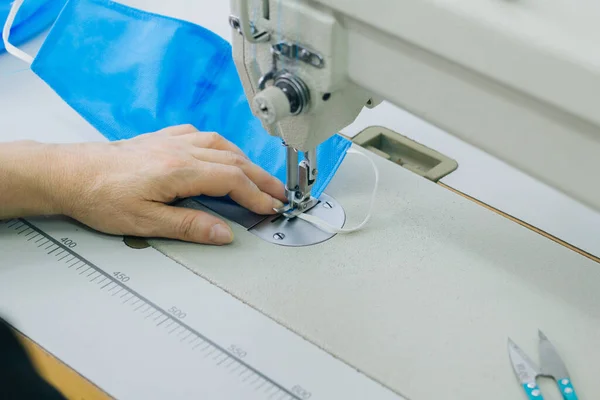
[1,1,599,399]
[228,0,600,217]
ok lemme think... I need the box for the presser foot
[273,196,319,219]
[249,193,345,247]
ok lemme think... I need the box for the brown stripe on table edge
[17,332,110,399]
[438,182,600,264]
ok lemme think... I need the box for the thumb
[146,204,234,245]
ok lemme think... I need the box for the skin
[0,124,287,245]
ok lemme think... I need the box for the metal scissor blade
[508,338,540,385]
[538,330,570,379]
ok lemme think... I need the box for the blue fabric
[0,0,67,53]
[29,0,351,198]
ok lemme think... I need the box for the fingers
[145,126,288,213]
[181,162,284,215]
[180,131,248,159]
[157,124,199,136]
[153,127,250,162]
[191,148,286,202]
[144,204,234,245]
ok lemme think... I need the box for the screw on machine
[273,232,286,240]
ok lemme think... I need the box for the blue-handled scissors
[508,330,579,399]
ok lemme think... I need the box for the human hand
[45,125,286,245]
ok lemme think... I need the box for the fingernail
[210,224,233,244]
[272,198,285,210]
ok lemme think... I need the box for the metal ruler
[0,217,403,400]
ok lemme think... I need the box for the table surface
[15,185,599,399]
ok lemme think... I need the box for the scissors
[508,330,579,399]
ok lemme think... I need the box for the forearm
[0,141,65,219]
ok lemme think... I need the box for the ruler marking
[250,376,263,385]
[122,295,134,304]
[76,263,86,271]
[120,291,129,298]
[180,332,192,342]
[34,236,44,243]
[242,371,255,382]
[224,358,237,368]
[268,388,281,399]
[204,348,217,358]
[67,260,80,268]
[63,256,75,263]
[230,364,243,374]
[265,385,276,393]
[44,243,54,250]
[101,282,113,290]
[47,247,59,255]
[111,288,123,296]
[12,218,301,400]
[87,270,96,278]
[255,380,268,390]
[200,343,211,352]
[79,267,91,275]
[145,310,158,320]
[216,356,230,366]
[55,249,66,257]
[27,233,40,241]
[16,226,30,234]
[7,220,20,228]
[193,340,207,350]
[168,325,180,334]
[164,320,175,329]
[90,275,101,283]
[58,254,70,262]
[24,230,35,237]
[130,299,140,306]
[156,317,169,326]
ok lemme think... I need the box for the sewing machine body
[230,0,600,213]
[0,0,599,399]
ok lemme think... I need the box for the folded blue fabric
[27,0,351,198]
[0,0,67,53]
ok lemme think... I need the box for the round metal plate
[249,193,345,247]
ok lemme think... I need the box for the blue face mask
[3,0,351,204]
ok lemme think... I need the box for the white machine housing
[229,0,600,213]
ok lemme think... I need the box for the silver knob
[252,86,292,125]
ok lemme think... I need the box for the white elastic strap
[297,148,379,234]
[2,0,34,65]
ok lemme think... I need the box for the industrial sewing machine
[228,0,600,218]
[1,1,599,399]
